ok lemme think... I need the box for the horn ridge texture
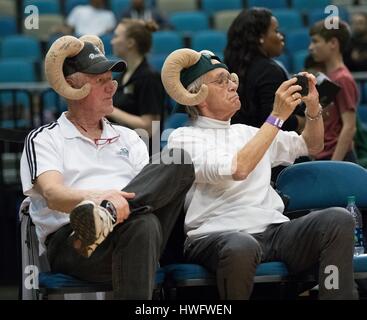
[45,35,91,100]
[161,48,208,107]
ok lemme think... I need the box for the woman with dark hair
[224,8,304,131]
[110,19,165,143]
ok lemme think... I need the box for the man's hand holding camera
[272,77,303,121]
[272,73,320,123]
[297,72,321,118]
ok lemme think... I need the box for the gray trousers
[46,149,194,300]
[185,208,356,300]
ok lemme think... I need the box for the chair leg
[152,286,163,300]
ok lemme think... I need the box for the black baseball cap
[63,41,126,77]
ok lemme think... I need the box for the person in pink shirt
[309,19,359,162]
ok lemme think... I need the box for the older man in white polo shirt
[20,35,194,300]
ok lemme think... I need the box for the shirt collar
[194,116,231,129]
[58,112,118,139]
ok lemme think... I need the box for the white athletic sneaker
[69,200,116,257]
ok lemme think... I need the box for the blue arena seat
[111,0,131,19]
[291,49,309,73]
[0,59,36,83]
[284,28,310,53]
[0,16,17,37]
[148,53,167,71]
[201,0,243,15]
[358,82,364,104]
[1,35,42,62]
[163,261,291,299]
[276,161,367,212]
[291,0,330,11]
[272,9,303,31]
[0,59,36,127]
[24,0,61,15]
[307,7,349,26]
[354,254,367,277]
[169,12,210,35]
[100,33,113,56]
[276,161,367,282]
[110,0,130,19]
[42,89,67,116]
[160,112,189,149]
[248,0,287,9]
[152,31,183,55]
[358,106,367,126]
[38,268,165,298]
[191,30,227,57]
[165,262,289,283]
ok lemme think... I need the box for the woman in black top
[224,8,304,132]
[111,18,164,139]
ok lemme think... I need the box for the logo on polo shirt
[117,147,129,157]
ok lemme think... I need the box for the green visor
[175,52,228,111]
[180,52,228,88]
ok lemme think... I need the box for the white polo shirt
[67,5,116,36]
[168,116,309,241]
[20,112,149,254]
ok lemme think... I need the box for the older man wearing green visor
[162,49,357,300]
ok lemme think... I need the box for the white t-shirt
[168,116,309,241]
[20,112,149,254]
[67,5,116,36]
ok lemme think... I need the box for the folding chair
[20,199,165,300]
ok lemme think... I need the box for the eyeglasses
[94,134,120,145]
[205,73,235,89]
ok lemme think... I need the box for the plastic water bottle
[346,196,365,256]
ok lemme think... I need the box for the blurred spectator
[345,12,367,72]
[304,54,326,75]
[309,19,359,162]
[224,8,305,133]
[55,0,116,36]
[121,0,170,29]
[110,19,165,153]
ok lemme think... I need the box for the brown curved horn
[79,35,105,54]
[45,36,91,100]
[230,73,239,86]
[161,48,208,106]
